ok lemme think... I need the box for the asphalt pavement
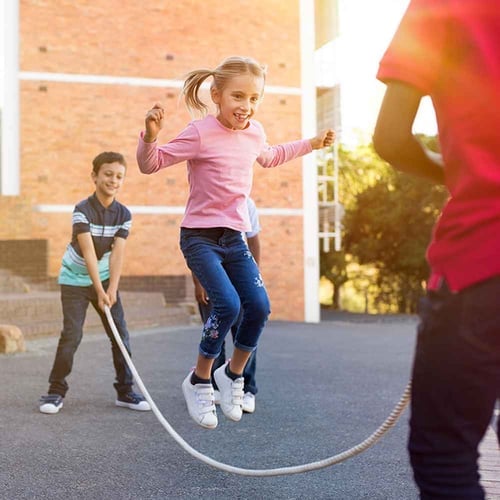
[1,315,423,499]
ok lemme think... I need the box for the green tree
[344,165,448,312]
[319,136,447,313]
[319,143,391,309]
[320,247,348,309]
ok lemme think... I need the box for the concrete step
[0,269,31,293]
[0,291,195,340]
[0,293,63,322]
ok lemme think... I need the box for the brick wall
[120,275,194,304]
[0,197,32,238]
[3,0,307,321]
[0,239,48,280]
[20,1,301,86]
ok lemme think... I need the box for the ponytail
[182,69,213,117]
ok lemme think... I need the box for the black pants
[409,277,500,499]
[47,283,133,397]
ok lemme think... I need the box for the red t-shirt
[377,0,500,291]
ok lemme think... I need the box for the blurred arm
[247,234,261,266]
[373,82,444,185]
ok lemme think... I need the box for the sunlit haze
[336,0,437,145]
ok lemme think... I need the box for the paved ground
[1,314,498,499]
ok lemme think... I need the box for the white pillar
[300,0,320,323]
[1,0,20,195]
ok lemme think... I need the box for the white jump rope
[105,305,411,477]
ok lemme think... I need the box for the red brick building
[1,1,338,322]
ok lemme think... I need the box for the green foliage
[318,143,391,309]
[344,170,447,312]
[320,247,348,309]
[319,138,448,313]
[337,143,393,206]
[318,143,393,208]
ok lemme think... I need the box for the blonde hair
[182,56,267,117]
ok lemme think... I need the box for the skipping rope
[105,305,411,477]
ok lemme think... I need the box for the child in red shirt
[374,1,500,498]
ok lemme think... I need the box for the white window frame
[300,0,320,323]
[1,1,20,196]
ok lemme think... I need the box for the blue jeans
[47,282,134,397]
[198,301,258,395]
[180,227,270,361]
[409,277,500,499]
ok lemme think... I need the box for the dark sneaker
[115,392,151,411]
[39,394,64,414]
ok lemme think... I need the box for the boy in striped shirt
[39,152,150,414]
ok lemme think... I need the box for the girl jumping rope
[137,56,335,429]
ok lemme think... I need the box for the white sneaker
[181,371,217,429]
[242,392,256,413]
[213,362,243,422]
[213,390,221,405]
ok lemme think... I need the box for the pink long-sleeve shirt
[137,114,312,232]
